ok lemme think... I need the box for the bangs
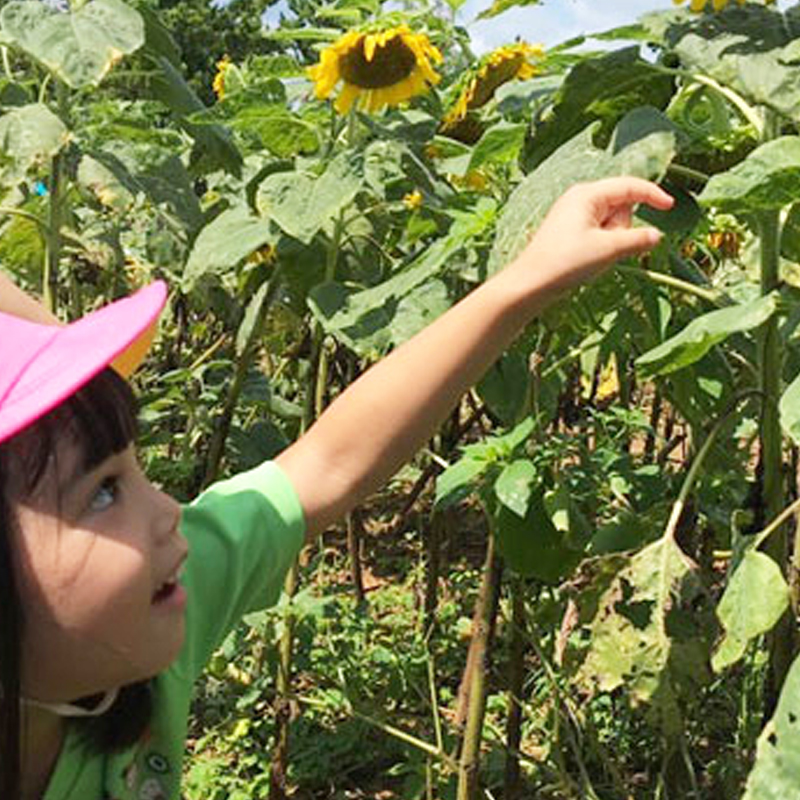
[1,368,138,496]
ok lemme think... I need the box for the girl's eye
[89,476,119,513]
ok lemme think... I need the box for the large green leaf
[468,121,526,172]
[309,197,496,355]
[712,550,790,673]
[524,47,674,171]
[699,137,800,213]
[743,652,800,799]
[0,103,67,186]
[635,292,779,377]
[574,537,713,735]
[148,56,242,177]
[1,0,144,88]
[183,206,273,291]
[489,107,677,273]
[257,153,363,244]
[652,4,800,121]
[493,488,582,584]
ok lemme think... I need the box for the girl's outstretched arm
[0,271,59,324]
[277,177,673,538]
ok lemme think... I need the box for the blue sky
[460,0,669,52]
[460,0,794,53]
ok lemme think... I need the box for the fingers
[603,226,663,262]
[587,176,675,213]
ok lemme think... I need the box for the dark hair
[0,368,154,797]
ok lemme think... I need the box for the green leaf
[699,137,800,213]
[257,153,363,244]
[77,154,133,212]
[477,0,542,21]
[435,456,489,510]
[781,368,800,445]
[523,47,675,171]
[263,26,341,42]
[743,652,800,799]
[635,292,779,377]
[660,3,800,121]
[0,103,67,186]
[468,121,526,172]
[476,348,530,426]
[148,56,242,177]
[574,537,713,735]
[489,107,677,273]
[308,198,495,355]
[712,551,790,673]
[1,0,144,88]
[183,206,273,291]
[229,108,319,159]
[493,489,581,583]
[495,459,536,518]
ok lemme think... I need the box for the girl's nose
[150,483,182,543]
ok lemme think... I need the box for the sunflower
[673,0,775,11]
[308,25,442,114]
[402,189,423,210]
[212,55,231,101]
[442,42,544,130]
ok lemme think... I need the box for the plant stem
[457,535,502,800]
[756,107,795,693]
[201,274,281,488]
[42,150,63,314]
[503,575,527,800]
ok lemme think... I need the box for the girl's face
[8,439,188,703]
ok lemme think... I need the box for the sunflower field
[10,0,800,796]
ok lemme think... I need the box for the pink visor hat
[0,281,167,446]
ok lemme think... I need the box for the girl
[0,177,673,799]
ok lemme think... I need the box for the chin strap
[22,688,119,718]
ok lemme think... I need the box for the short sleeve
[174,461,305,680]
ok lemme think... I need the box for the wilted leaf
[712,551,790,673]
[635,292,779,377]
[573,537,713,735]
[0,103,68,186]
[1,0,144,87]
[743,652,800,799]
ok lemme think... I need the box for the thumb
[601,226,662,263]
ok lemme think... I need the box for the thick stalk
[760,206,794,695]
[269,560,299,800]
[42,150,62,314]
[503,575,527,800]
[201,275,282,488]
[456,535,502,800]
[271,213,344,796]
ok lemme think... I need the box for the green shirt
[43,461,305,800]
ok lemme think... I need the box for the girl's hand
[509,177,674,298]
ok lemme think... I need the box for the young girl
[0,177,673,799]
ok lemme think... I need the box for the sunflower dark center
[339,36,418,89]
